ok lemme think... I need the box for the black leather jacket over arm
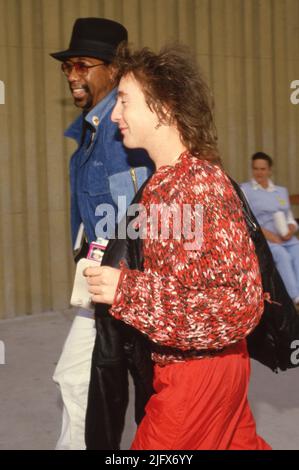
[85,182,154,451]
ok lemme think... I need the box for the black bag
[230,178,299,372]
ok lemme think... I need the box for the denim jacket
[65,88,153,246]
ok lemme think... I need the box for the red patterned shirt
[110,152,264,365]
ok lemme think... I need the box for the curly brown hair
[113,43,220,164]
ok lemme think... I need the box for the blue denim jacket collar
[64,88,118,144]
[63,87,152,245]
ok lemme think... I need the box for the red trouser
[131,340,271,450]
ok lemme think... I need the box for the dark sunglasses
[61,61,106,77]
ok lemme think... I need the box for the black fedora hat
[50,17,128,62]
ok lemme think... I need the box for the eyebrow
[117,90,128,97]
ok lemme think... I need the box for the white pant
[53,312,96,450]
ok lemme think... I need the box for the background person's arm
[261,227,283,244]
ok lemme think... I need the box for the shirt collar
[251,178,275,192]
[64,88,117,144]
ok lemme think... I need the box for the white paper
[70,258,100,311]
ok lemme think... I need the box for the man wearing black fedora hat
[51,17,153,450]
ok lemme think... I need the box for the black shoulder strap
[228,176,259,234]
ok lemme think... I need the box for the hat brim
[50,48,114,63]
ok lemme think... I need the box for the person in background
[241,152,299,308]
[84,44,271,450]
[50,18,152,450]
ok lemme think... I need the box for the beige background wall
[0,0,298,319]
